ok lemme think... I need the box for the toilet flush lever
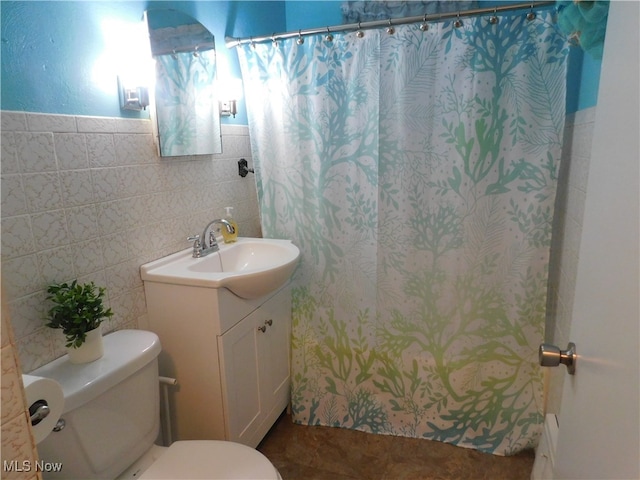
[539,342,577,375]
[29,400,50,426]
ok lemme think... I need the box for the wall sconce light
[118,76,149,111]
[219,78,243,118]
[220,99,237,118]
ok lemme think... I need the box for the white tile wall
[545,106,596,414]
[1,111,260,372]
[1,302,40,480]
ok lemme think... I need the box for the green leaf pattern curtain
[238,11,567,455]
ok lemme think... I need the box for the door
[218,312,262,445]
[552,2,639,479]
[217,286,293,447]
[258,287,292,420]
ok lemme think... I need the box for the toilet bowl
[120,441,279,480]
[30,330,281,480]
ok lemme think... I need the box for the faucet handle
[187,235,202,258]
[208,230,219,248]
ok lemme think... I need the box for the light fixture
[220,99,238,118]
[118,76,149,111]
[219,78,243,118]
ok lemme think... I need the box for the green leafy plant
[45,280,113,348]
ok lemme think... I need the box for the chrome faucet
[188,219,235,258]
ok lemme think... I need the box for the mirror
[146,9,222,156]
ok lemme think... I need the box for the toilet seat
[139,440,281,479]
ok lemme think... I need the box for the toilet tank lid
[30,330,161,414]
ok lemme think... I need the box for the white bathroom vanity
[141,238,299,447]
[143,280,292,448]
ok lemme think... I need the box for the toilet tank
[32,330,162,479]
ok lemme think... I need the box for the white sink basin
[141,237,300,299]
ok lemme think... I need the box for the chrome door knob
[539,342,577,375]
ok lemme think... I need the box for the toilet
[30,329,281,480]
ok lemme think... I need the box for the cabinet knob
[258,320,273,332]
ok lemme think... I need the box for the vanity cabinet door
[218,286,292,448]
[218,311,262,446]
[257,288,291,428]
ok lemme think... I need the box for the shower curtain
[238,11,567,455]
[154,50,221,156]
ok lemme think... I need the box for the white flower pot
[66,325,104,364]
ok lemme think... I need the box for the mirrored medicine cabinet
[146,9,223,157]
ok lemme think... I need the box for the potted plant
[45,280,113,364]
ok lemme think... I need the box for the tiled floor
[258,413,535,480]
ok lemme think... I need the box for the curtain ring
[527,3,536,21]
[419,14,429,32]
[250,36,256,49]
[325,27,333,42]
[296,30,304,45]
[454,12,463,28]
[356,22,364,38]
[386,18,395,35]
[489,7,499,24]
[271,33,278,47]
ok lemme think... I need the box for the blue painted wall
[0,0,600,122]
[0,1,287,125]
[566,47,602,113]
[1,2,145,118]
[284,0,342,31]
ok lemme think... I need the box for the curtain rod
[152,43,215,57]
[225,1,556,48]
